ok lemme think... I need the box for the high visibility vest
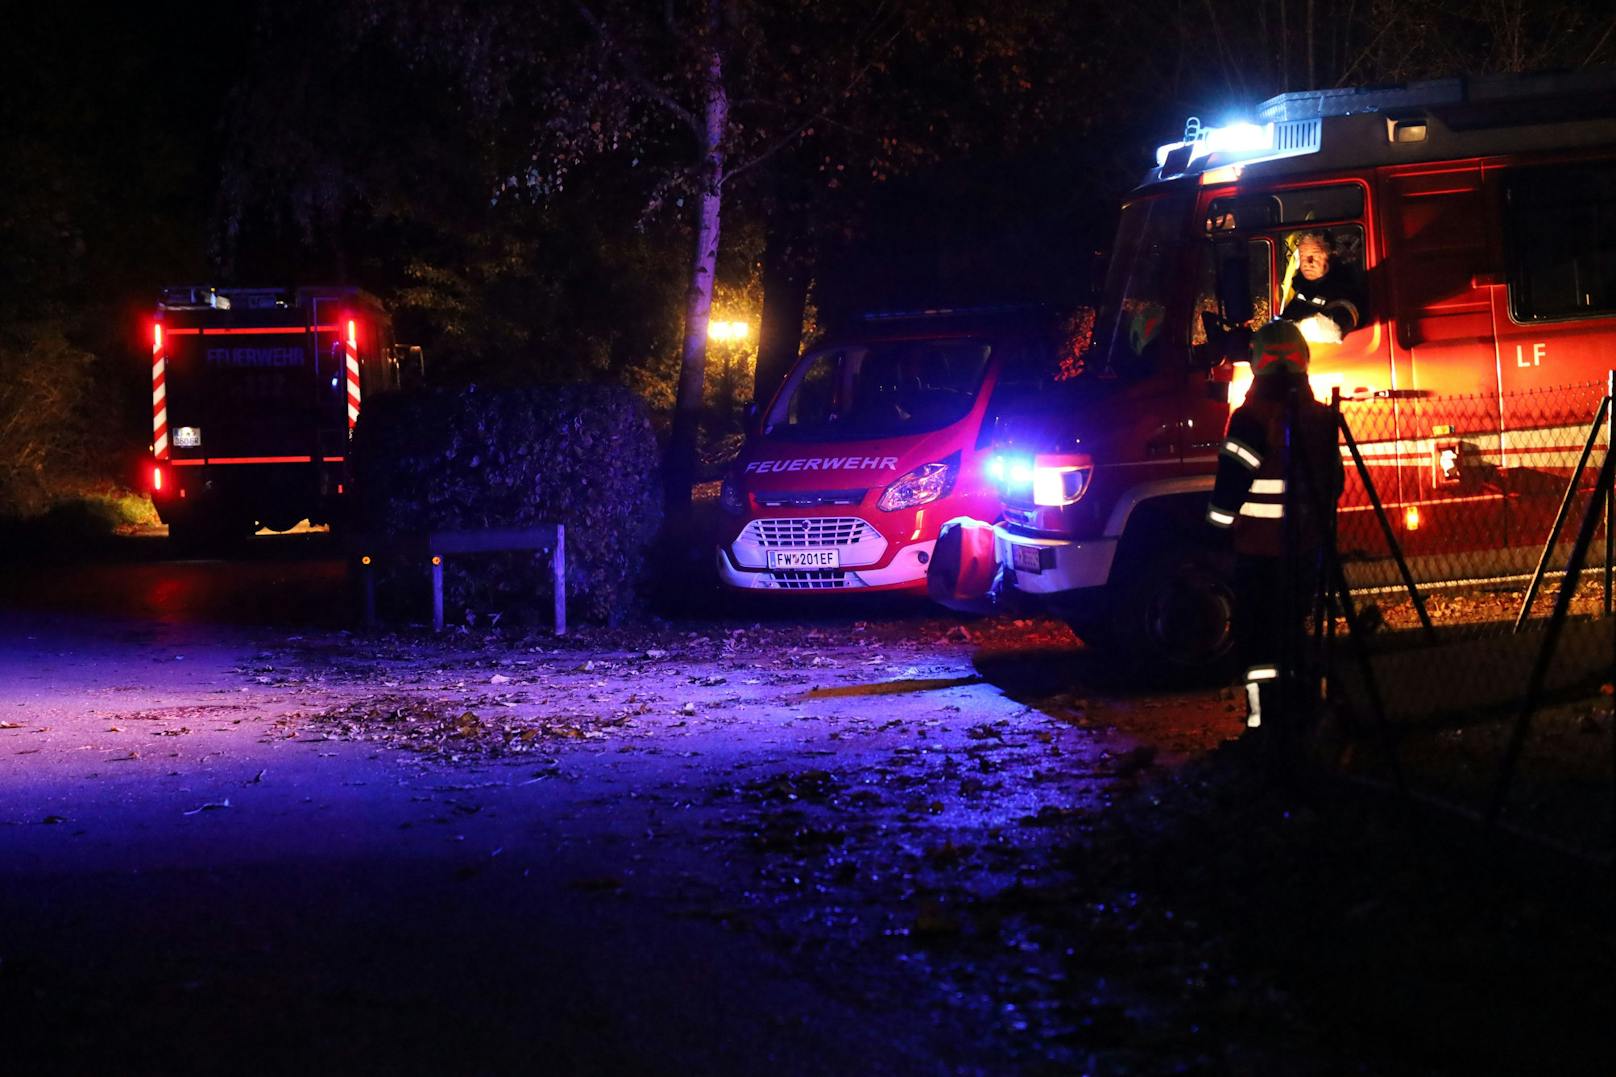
[1232,401,1291,557]
[1205,377,1340,558]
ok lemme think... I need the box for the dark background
[4,0,1613,514]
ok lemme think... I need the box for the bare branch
[1583,16,1616,68]
[724,16,903,186]
[574,1,702,138]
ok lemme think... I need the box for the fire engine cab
[931,67,1616,678]
[148,286,402,548]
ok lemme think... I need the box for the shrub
[351,383,663,625]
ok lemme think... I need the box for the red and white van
[715,307,1072,593]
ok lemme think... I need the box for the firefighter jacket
[1206,372,1344,557]
[1281,265,1366,336]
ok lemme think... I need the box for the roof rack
[1256,65,1616,123]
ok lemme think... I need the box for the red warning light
[347,319,358,348]
[152,466,163,492]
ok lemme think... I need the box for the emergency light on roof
[1155,116,1322,176]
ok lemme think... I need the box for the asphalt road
[0,535,1194,1076]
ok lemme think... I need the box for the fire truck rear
[148,286,398,548]
[931,68,1616,680]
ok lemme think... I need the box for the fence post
[361,556,376,628]
[1489,439,1616,831]
[1606,371,1614,617]
[553,525,567,636]
[1514,393,1610,632]
[431,553,444,632]
[1293,416,1405,794]
[1316,390,1342,686]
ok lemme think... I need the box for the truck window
[770,340,994,442]
[1192,238,1274,345]
[1093,194,1195,374]
[1277,225,1368,339]
[1207,184,1364,233]
[784,351,842,429]
[1506,161,1616,321]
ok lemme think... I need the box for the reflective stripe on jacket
[1205,372,1343,557]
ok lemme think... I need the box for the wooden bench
[354,525,565,634]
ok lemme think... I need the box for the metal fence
[1290,377,1616,859]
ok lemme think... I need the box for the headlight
[877,453,958,512]
[989,452,1090,506]
[1032,466,1091,507]
[719,475,745,514]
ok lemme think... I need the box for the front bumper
[717,540,936,591]
[993,524,1116,597]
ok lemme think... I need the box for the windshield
[765,338,994,442]
[1090,194,1194,374]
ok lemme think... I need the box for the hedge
[351,383,662,625]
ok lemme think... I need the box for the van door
[1492,160,1616,556]
[1380,163,1505,564]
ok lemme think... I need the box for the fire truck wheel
[1099,542,1237,684]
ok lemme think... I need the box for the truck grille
[743,517,880,548]
[769,570,851,590]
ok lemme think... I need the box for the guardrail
[353,525,565,634]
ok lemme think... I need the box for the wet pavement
[1,535,1610,1075]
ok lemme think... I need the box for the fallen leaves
[183,799,230,815]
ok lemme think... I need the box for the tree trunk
[753,212,811,415]
[664,40,728,512]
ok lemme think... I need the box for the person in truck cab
[1205,319,1344,739]
[1281,231,1366,344]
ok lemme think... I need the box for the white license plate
[768,548,840,570]
[1012,544,1043,573]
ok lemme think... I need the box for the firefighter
[1205,319,1344,735]
[1281,231,1366,343]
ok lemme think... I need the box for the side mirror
[1216,244,1254,326]
[744,401,763,437]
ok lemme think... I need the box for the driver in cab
[1281,231,1365,345]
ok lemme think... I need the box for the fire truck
[930,67,1616,678]
[148,286,402,548]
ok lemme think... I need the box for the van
[715,306,1072,592]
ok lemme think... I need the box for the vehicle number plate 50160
[769,548,840,570]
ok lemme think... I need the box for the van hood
[735,424,969,496]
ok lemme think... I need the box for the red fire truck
[148,286,401,548]
[931,68,1616,677]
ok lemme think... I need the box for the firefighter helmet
[1251,319,1310,375]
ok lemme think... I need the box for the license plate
[768,548,840,570]
[1012,544,1043,573]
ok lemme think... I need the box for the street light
[707,320,751,342]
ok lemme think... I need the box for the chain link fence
[1300,379,1615,859]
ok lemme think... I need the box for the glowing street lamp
[707,320,751,342]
